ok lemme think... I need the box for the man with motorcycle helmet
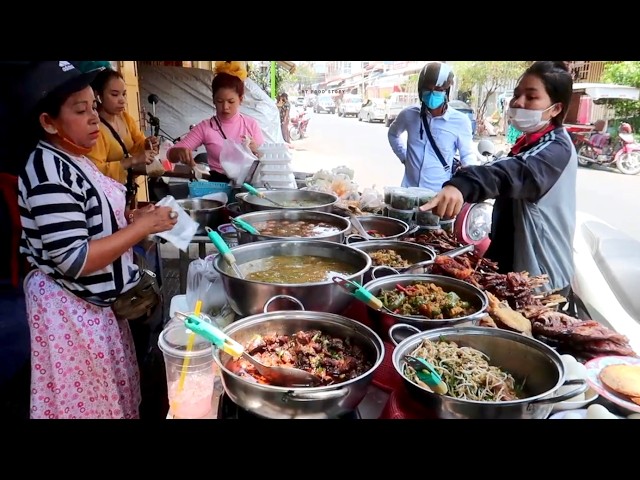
[387,61,478,191]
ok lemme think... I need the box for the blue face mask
[421,90,447,109]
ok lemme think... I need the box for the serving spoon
[175,311,323,388]
[243,182,286,208]
[349,213,374,240]
[332,276,430,319]
[205,227,244,278]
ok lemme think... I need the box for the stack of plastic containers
[382,186,455,232]
[253,142,297,189]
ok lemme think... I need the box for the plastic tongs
[205,226,244,278]
[229,216,260,235]
[404,356,448,395]
[243,182,285,208]
[332,276,430,319]
[175,311,322,387]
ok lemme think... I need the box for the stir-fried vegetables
[377,282,477,319]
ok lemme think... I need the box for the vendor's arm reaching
[420,135,573,218]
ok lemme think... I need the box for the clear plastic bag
[219,139,257,186]
[146,154,166,177]
[185,256,228,319]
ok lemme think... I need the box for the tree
[452,61,532,127]
[289,62,319,93]
[248,62,295,97]
[601,61,640,125]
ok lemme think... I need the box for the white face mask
[507,104,556,133]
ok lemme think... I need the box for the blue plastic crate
[188,180,232,198]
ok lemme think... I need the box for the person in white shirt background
[387,62,478,192]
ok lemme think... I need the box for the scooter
[575,122,640,175]
[571,211,640,353]
[289,109,309,141]
[452,139,502,257]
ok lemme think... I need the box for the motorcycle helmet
[417,62,454,102]
[619,122,633,134]
[477,139,496,157]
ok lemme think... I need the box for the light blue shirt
[388,105,478,191]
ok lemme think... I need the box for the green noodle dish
[246,255,358,284]
[405,338,522,402]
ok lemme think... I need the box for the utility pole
[270,61,277,99]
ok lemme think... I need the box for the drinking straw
[177,300,202,392]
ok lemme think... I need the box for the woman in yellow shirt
[87,68,157,192]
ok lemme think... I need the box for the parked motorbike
[475,139,505,165]
[452,139,503,257]
[289,107,309,141]
[571,211,640,353]
[574,122,640,175]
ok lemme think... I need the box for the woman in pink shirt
[167,62,264,182]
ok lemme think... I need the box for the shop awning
[573,83,640,101]
[326,79,344,88]
[277,61,296,73]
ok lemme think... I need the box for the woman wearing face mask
[167,61,264,182]
[421,61,576,294]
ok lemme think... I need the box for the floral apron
[24,157,141,419]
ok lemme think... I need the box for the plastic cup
[158,324,215,419]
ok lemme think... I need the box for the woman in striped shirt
[17,61,178,419]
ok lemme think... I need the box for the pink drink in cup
[158,323,216,419]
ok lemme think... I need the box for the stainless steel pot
[234,209,351,244]
[350,240,436,284]
[344,215,414,243]
[212,239,372,316]
[389,325,588,419]
[175,198,225,235]
[236,189,338,213]
[363,273,489,333]
[213,307,385,418]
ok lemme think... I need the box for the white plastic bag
[185,256,228,318]
[219,139,257,185]
[153,195,199,251]
[146,155,166,177]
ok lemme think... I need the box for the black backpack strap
[420,113,450,172]
[99,116,137,204]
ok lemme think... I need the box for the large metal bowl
[234,209,351,244]
[175,198,225,235]
[350,240,437,284]
[390,325,588,419]
[213,310,385,418]
[363,273,489,337]
[345,215,412,243]
[213,239,372,316]
[236,189,339,213]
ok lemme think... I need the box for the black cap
[18,61,103,117]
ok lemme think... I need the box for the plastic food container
[439,218,455,234]
[414,207,440,227]
[386,205,414,223]
[390,188,418,210]
[407,187,437,206]
[384,186,402,205]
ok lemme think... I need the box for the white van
[384,92,417,127]
[338,94,363,117]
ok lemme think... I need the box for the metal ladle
[175,312,323,388]
[243,182,286,208]
[205,227,244,278]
